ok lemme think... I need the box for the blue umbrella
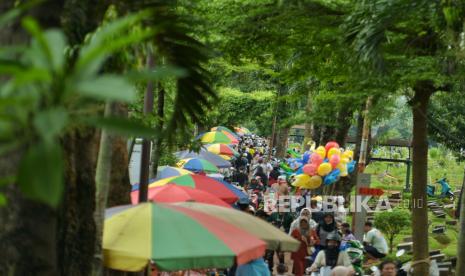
[217,179,248,201]
[175,149,231,168]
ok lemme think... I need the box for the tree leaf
[43,29,67,72]
[17,141,64,207]
[0,193,6,206]
[125,66,188,82]
[33,108,68,143]
[75,74,136,103]
[83,116,158,138]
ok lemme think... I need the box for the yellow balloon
[317,163,332,176]
[343,150,354,159]
[292,174,311,187]
[340,157,350,164]
[337,163,348,177]
[315,146,326,158]
[302,175,322,189]
[327,147,341,158]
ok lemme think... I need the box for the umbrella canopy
[103,203,266,272]
[131,174,240,203]
[178,158,219,173]
[130,184,231,208]
[174,202,300,252]
[199,131,238,144]
[216,179,248,201]
[174,149,231,168]
[131,166,193,191]
[155,166,192,180]
[207,143,239,157]
[234,127,251,136]
[211,126,241,140]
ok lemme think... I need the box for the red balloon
[310,153,323,165]
[325,141,340,153]
[303,163,318,176]
[329,154,341,168]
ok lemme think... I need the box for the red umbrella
[131,184,232,208]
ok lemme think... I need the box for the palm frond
[123,0,216,142]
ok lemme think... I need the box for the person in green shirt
[363,221,388,259]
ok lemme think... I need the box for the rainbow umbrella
[103,203,266,272]
[234,126,251,136]
[174,202,300,252]
[199,131,238,144]
[131,166,193,191]
[131,174,242,203]
[175,149,231,168]
[177,158,219,173]
[207,143,239,157]
[130,184,231,208]
[211,126,241,140]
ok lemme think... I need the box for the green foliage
[375,208,410,252]
[0,11,176,207]
[208,87,275,136]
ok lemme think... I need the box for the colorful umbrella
[173,202,300,252]
[211,126,240,139]
[199,131,238,144]
[130,184,231,208]
[103,203,266,272]
[207,143,239,157]
[219,154,232,160]
[131,166,193,191]
[131,174,241,203]
[177,158,219,173]
[175,149,231,168]
[234,126,251,136]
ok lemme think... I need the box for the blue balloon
[323,168,341,186]
[295,166,303,175]
[347,160,356,173]
[302,151,311,164]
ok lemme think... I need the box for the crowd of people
[226,134,393,276]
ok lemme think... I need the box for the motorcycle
[426,178,454,200]
[344,240,365,275]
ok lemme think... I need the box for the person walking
[290,217,319,276]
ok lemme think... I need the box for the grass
[356,146,462,257]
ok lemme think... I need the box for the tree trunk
[150,86,165,182]
[303,89,314,151]
[275,127,290,158]
[410,81,434,276]
[93,102,115,275]
[455,165,465,275]
[107,104,131,207]
[0,2,65,275]
[334,108,354,148]
[138,52,155,203]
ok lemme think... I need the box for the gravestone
[429,249,441,256]
[432,225,446,234]
[397,242,413,252]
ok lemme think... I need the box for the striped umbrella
[211,126,241,140]
[174,149,231,168]
[174,202,300,252]
[131,174,243,203]
[130,184,231,208]
[199,131,238,144]
[177,158,219,173]
[103,203,266,272]
[207,143,239,157]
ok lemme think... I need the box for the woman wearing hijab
[309,233,352,273]
[316,213,337,248]
[290,217,319,276]
[289,208,317,234]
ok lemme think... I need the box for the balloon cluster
[293,141,356,190]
